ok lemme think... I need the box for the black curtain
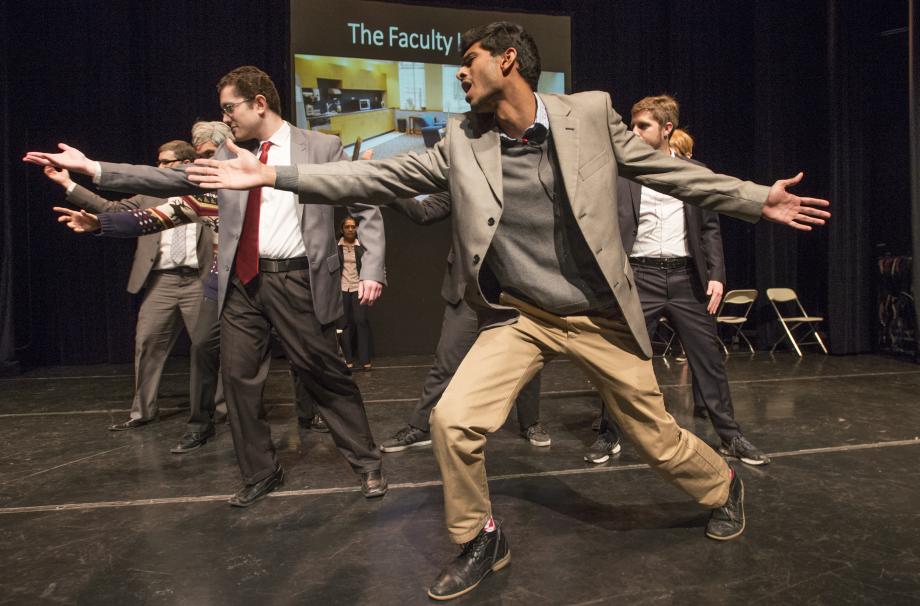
[911,0,920,359]
[0,8,17,375]
[0,0,911,366]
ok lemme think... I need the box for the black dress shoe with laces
[228,465,284,508]
[706,462,745,540]
[428,523,511,601]
[108,418,153,431]
[170,425,216,454]
[360,469,388,498]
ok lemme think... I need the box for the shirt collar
[262,120,291,151]
[498,93,549,145]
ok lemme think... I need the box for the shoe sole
[528,438,551,447]
[584,442,621,464]
[380,440,432,453]
[426,549,511,601]
[705,480,745,541]
[718,449,770,467]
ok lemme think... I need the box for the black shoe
[427,523,511,601]
[108,418,153,431]
[583,432,622,464]
[380,425,431,453]
[298,414,330,433]
[719,435,771,466]
[228,466,284,508]
[706,463,745,541]
[360,469,388,498]
[170,425,216,454]
[522,422,551,447]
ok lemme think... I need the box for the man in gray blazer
[43,141,213,431]
[28,67,389,505]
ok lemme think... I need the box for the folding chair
[716,289,758,354]
[652,316,679,357]
[766,288,828,356]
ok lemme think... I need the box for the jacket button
[487,217,495,226]
[472,255,480,265]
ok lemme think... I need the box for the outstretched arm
[389,192,452,226]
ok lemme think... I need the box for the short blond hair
[631,94,679,129]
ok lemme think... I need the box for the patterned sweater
[97,193,221,300]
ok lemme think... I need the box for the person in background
[337,216,373,370]
[669,128,694,159]
[191,121,233,159]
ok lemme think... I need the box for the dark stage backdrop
[0,0,912,368]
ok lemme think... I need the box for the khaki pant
[430,295,731,544]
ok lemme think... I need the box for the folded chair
[716,289,758,354]
[766,288,828,357]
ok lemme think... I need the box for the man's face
[156,150,181,167]
[220,86,260,142]
[455,42,505,111]
[195,141,218,159]
[631,110,672,153]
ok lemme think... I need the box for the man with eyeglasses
[41,140,215,432]
[27,66,389,506]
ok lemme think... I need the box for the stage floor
[1,352,919,605]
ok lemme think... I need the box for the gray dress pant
[409,299,542,433]
[130,270,202,421]
[222,271,380,485]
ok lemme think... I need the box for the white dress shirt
[256,121,308,260]
[631,184,690,258]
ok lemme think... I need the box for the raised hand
[43,165,74,189]
[23,143,95,175]
[186,139,274,190]
[53,206,101,233]
[761,172,831,231]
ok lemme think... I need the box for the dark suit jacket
[66,184,213,294]
[616,161,726,291]
[95,124,386,324]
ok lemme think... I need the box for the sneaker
[522,422,551,447]
[718,435,771,466]
[427,522,511,600]
[380,425,432,453]
[706,462,745,540]
[583,432,622,463]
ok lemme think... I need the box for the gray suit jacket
[95,125,386,323]
[66,184,213,294]
[272,92,768,356]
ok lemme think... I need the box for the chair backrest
[723,289,758,305]
[766,288,797,303]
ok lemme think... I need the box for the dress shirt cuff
[91,161,103,184]
[65,182,77,194]
[274,166,300,193]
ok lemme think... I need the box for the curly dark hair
[460,21,541,91]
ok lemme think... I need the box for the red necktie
[236,140,272,284]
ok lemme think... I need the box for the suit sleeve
[699,209,726,284]
[388,192,452,225]
[273,131,451,204]
[97,162,205,197]
[66,183,144,213]
[604,93,767,223]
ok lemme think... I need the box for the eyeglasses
[220,98,252,116]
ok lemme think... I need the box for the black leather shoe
[170,425,216,454]
[428,523,511,601]
[228,466,284,508]
[298,414,330,433]
[706,462,745,540]
[360,469,388,498]
[108,418,153,431]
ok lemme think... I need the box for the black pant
[222,271,380,485]
[340,290,373,366]
[409,299,542,433]
[601,265,741,442]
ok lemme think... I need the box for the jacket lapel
[470,128,503,206]
[544,94,579,209]
[630,179,641,224]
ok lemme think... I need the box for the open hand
[23,144,95,175]
[53,206,100,233]
[762,172,831,231]
[357,280,383,306]
[43,165,74,189]
[186,139,274,190]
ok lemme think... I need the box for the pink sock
[483,515,496,533]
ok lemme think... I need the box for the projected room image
[294,53,565,159]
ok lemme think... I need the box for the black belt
[259,256,310,272]
[153,266,198,276]
[629,256,691,270]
